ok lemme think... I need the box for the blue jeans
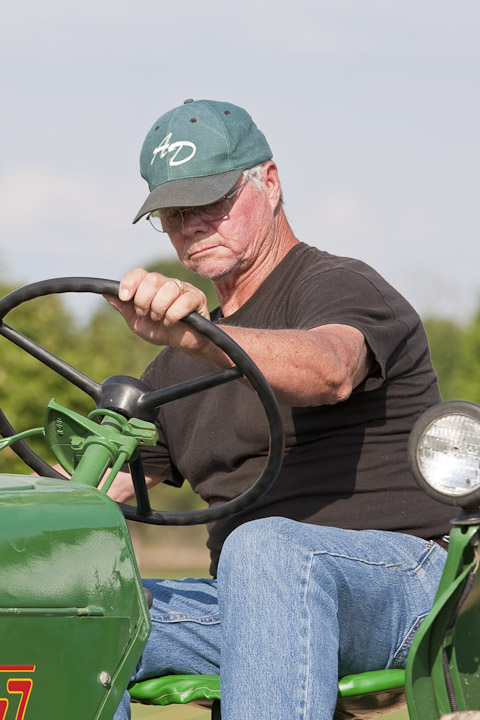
[113,518,447,720]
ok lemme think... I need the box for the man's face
[164,164,279,284]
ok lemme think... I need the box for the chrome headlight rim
[408,401,480,508]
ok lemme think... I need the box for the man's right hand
[105,268,212,353]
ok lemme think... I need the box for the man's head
[132,99,273,224]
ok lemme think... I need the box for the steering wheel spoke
[129,457,152,517]
[0,322,101,400]
[139,366,243,412]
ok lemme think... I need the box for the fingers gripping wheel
[0,278,284,526]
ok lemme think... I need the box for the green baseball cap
[132,99,273,224]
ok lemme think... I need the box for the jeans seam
[391,545,439,667]
[314,541,435,573]
[300,551,314,720]
[314,550,401,569]
[391,612,428,668]
[151,616,220,625]
[410,543,435,574]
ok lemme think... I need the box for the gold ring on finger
[171,278,185,295]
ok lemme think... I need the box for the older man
[110,99,451,720]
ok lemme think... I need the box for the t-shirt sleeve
[290,266,420,384]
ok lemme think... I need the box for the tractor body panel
[406,525,480,719]
[0,475,151,719]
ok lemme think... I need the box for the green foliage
[0,284,92,472]
[424,302,480,404]
[423,317,466,401]
[454,307,480,403]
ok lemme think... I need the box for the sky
[1,0,479,322]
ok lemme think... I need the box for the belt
[431,537,449,551]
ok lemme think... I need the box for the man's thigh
[217,518,447,674]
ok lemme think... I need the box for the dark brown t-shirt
[141,243,453,576]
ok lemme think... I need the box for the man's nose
[181,208,209,235]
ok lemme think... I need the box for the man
[109,99,452,720]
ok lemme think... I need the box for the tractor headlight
[409,401,480,507]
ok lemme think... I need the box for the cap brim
[132,169,243,224]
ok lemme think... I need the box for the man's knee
[220,517,291,562]
[217,516,310,588]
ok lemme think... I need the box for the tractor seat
[129,668,406,719]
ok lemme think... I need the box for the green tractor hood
[0,474,151,720]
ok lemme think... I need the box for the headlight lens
[409,402,480,506]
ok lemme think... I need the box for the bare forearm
[199,324,373,407]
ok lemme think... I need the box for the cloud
[0,161,170,291]
[1,165,113,246]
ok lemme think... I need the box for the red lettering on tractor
[0,668,35,719]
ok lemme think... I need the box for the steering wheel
[0,278,284,526]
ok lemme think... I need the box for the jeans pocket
[390,612,428,668]
[143,577,220,625]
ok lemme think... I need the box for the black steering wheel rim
[0,277,284,526]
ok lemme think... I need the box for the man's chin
[187,257,241,282]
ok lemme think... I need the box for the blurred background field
[132,703,210,719]
[131,709,408,720]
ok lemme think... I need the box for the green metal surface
[406,525,480,720]
[0,427,44,451]
[0,474,151,719]
[44,399,158,483]
[338,669,406,698]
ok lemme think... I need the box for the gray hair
[242,162,284,205]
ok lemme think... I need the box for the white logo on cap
[151,133,197,166]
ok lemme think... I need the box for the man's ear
[263,161,282,210]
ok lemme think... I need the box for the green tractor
[0,278,479,720]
